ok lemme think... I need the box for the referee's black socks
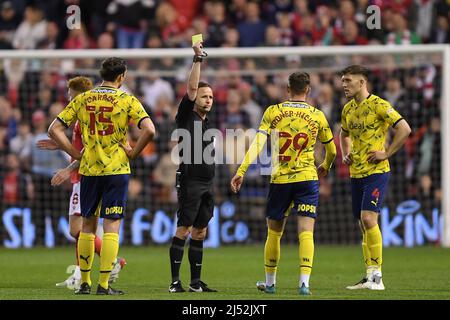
[169,236,186,282]
[188,239,204,285]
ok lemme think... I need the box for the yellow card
[192,34,203,45]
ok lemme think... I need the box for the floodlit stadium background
[0,0,449,250]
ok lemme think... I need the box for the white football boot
[56,265,81,290]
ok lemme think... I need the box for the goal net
[0,45,448,248]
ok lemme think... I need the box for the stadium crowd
[0,0,449,50]
[0,0,446,243]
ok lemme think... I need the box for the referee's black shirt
[175,94,215,181]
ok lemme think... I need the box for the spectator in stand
[0,1,21,49]
[237,1,267,47]
[156,1,187,48]
[205,0,228,47]
[311,6,334,46]
[0,125,7,158]
[252,72,272,108]
[222,89,251,132]
[91,0,113,38]
[10,121,32,165]
[30,109,70,245]
[239,81,262,129]
[141,73,174,111]
[222,27,240,47]
[261,0,293,25]
[292,0,311,35]
[354,0,369,27]
[3,57,26,108]
[264,25,281,46]
[430,15,450,44]
[106,0,154,49]
[151,94,176,154]
[63,23,95,49]
[276,12,295,46]
[384,77,405,108]
[146,32,163,48]
[0,95,17,139]
[296,13,314,46]
[381,0,412,16]
[229,0,248,25]
[97,32,115,49]
[317,83,338,125]
[37,88,53,115]
[169,0,201,29]
[414,0,434,41]
[0,153,34,206]
[417,117,441,202]
[333,0,355,36]
[336,20,369,45]
[12,3,47,49]
[153,141,179,205]
[386,12,421,45]
[36,21,61,49]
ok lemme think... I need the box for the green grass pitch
[1,245,449,300]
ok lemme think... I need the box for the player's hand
[367,150,388,163]
[231,174,243,193]
[343,153,353,165]
[317,164,329,178]
[192,41,204,56]
[51,168,71,187]
[36,139,59,150]
[120,141,135,159]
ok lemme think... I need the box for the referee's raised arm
[175,41,207,124]
[187,41,205,101]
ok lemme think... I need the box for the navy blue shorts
[350,172,390,220]
[266,181,319,220]
[80,174,130,220]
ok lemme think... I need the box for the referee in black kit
[168,39,217,293]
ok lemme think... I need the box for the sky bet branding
[1,202,249,248]
[1,200,442,248]
[381,200,442,247]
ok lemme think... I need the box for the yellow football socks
[78,232,95,286]
[99,233,119,289]
[366,225,382,270]
[362,230,372,269]
[264,229,282,285]
[299,231,314,287]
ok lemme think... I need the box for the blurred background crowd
[0,0,446,244]
[0,0,448,50]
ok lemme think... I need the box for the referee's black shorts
[176,173,214,229]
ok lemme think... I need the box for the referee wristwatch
[193,55,203,63]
